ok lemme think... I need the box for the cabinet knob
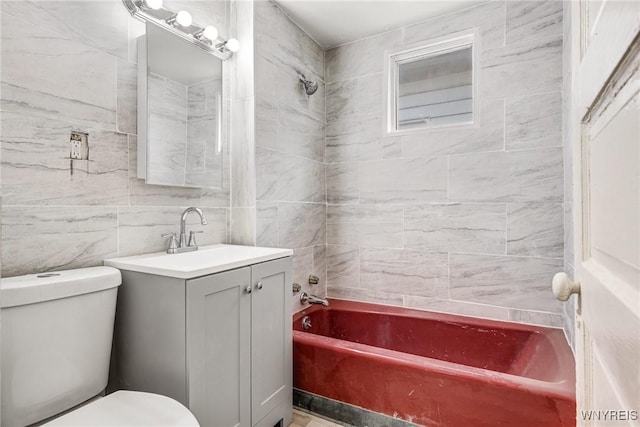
[245,284,252,294]
[256,281,263,290]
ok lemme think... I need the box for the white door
[569,0,640,425]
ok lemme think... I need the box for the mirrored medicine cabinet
[137,22,224,189]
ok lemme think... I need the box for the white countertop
[104,244,293,279]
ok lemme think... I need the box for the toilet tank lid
[1,266,121,308]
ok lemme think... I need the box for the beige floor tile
[290,409,345,427]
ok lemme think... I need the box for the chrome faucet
[300,292,329,306]
[162,207,208,254]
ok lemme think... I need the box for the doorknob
[552,272,580,301]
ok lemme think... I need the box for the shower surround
[323,1,568,328]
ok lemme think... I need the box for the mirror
[387,33,475,133]
[138,22,223,189]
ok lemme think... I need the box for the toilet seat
[43,390,199,426]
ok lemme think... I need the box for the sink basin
[104,244,293,279]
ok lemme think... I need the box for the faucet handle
[161,233,178,253]
[188,230,204,247]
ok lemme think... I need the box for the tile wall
[253,1,327,311]
[324,1,568,327]
[0,0,231,277]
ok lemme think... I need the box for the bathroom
[0,0,638,426]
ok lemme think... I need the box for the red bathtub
[293,299,576,427]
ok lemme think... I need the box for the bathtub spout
[300,292,329,306]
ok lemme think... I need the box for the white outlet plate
[70,131,89,160]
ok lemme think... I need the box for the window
[386,32,475,133]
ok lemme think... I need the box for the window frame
[384,30,478,135]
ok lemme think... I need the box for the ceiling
[274,0,484,49]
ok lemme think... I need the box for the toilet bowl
[43,391,198,426]
[0,267,200,427]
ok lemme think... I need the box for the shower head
[299,75,318,96]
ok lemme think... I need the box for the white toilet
[1,266,199,427]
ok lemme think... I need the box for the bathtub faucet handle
[308,275,320,285]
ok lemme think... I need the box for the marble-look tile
[230,207,256,246]
[1,112,128,205]
[449,147,563,203]
[396,99,504,158]
[506,92,562,150]
[117,207,227,258]
[326,29,402,83]
[325,118,360,163]
[256,202,278,247]
[508,309,564,328]
[404,296,510,321]
[128,136,230,208]
[356,116,384,161]
[116,59,137,135]
[326,79,358,123]
[326,162,359,204]
[360,248,448,298]
[404,203,507,254]
[278,103,325,162]
[291,245,326,312]
[327,204,403,248]
[1,206,118,277]
[402,1,506,51]
[255,94,278,151]
[449,254,564,313]
[505,1,563,46]
[255,0,324,84]
[507,203,564,258]
[1,14,117,130]
[481,35,563,100]
[256,147,325,203]
[357,73,384,121]
[564,202,574,267]
[292,246,315,290]
[1,0,129,59]
[231,97,256,207]
[230,0,254,101]
[327,286,404,307]
[127,15,145,64]
[278,203,326,249]
[255,33,325,118]
[313,245,328,291]
[326,245,360,288]
[359,158,447,203]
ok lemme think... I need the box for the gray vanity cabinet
[250,259,292,425]
[186,267,251,427]
[111,257,292,427]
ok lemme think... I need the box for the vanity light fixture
[122,0,238,60]
[166,10,192,28]
[194,25,219,42]
[142,0,162,10]
[221,38,240,53]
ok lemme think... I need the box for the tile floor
[289,409,347,427]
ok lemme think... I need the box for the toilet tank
[1,267,121,427]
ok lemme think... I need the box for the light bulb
[143,0,163,10]
[175,10,192,27]
[225,38,240,52]
[202,25,218,41]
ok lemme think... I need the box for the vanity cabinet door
[187,267,251,427]
[250,258,292,426]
